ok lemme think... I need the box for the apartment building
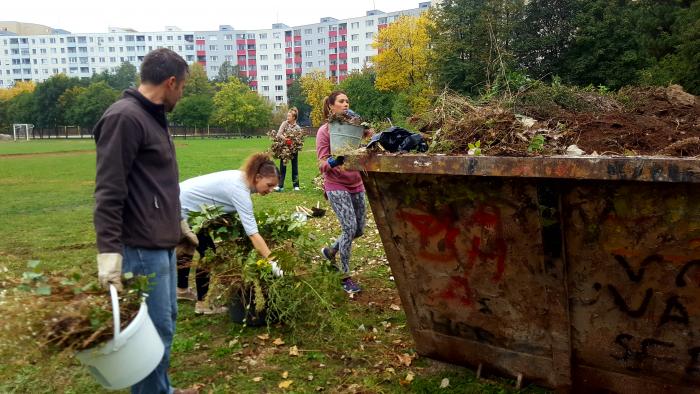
[0,2,430,104]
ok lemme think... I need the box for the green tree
[212,77,272,133]
[513,0,580,80]
[184,63,214,97]
[286,79,311,125]
[338,70,395,122]
[170,94,214,128]
[105,62,138,91]
[638,0,700,94]
[558,0,648,89]
[299,70,335,127]
[430,0,525,96]
[33,74,82,128]
[62,82,119,129]
[4,92,36,125]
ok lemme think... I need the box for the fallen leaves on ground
[273,337,285,346]
[397,353,413,367]
[289,345,300,356]
[440,377,450,388]
[278,380,293,389]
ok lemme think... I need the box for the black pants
[176,232,215,301]
[279,152,299,188]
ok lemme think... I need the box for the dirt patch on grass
[0,149,96,158]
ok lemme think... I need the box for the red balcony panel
[329,42,338,49]
[248,70,257,77]
[329,30,338,37]
[246,39,256,45]
[285,35,292,42]
[339,53,348,60]
[330,64,338,72]
[286,79,295,85]
[338,41,347,48]
[339,75,347,82]
[247,50,256,56]
[339,64,348,71]
[196,50,206,56]
[378,24,388,30]
[236,39,246,45]
[239,71,247,77]
[195,39,205,45]
[294,67,302,74]
[293,46,302,53]
[285,46,292,53]
[237,49,246,56]
[286,69,294,75]
[339,28,348,35]
[294,56,302,63]
[293,35,301,41]
[247,59,256,66]
[198,61,206,66]
[329,53,337,60]
[249,80,258,86]
[285,58,293,64]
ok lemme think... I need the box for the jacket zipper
[154,196,159,209]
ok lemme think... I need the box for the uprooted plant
[0,261,149,355]
[188,205,350,334]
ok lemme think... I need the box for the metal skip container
[348,154,700,393]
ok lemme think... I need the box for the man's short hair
[140,48,189,85]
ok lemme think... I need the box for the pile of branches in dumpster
[0,261,145,353]
[410,83,699,157]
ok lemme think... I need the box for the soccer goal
[12,124,33,141]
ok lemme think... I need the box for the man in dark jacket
[93,48,193,394]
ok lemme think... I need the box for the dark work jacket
[93,88,181,253]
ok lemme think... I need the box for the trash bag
[366,126,428,153]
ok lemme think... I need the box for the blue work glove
[327,156,345,168]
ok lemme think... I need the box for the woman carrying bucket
[274,107,303,192]
[316,91,371,294]
[176,153,282,314]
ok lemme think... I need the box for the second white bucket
[75,285,164,391]
[329,122,365,155]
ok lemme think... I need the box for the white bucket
[329,122,365,155]
[75,285,164,390]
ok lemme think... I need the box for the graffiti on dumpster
[589,253,700,374]
[398,204,508,307]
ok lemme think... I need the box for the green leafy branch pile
[187,205,349,334]
[0,261,148,354]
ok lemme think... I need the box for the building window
[317,49,325,55]
[209,45,217,50]
[351,57,360,64]
[259,33,267,39]
[304,40,312,46]
[305,51,313,57]
[273,43,281,49]
[317,38,325,44]
[352,46,359,52]
[275,85,283,91]
[304,28,312,34]
[366,32,374,39]
[317,27,324,33]
[276,96,283,101]
[318,60,326,67]
[274,64,283,70]
[262,85,269,91]
[351,34,359,41]
[366,20,374,26]
[260,65,269,70]
[275,75,283,80]
[351,22,359,29]
[273,54,282,60]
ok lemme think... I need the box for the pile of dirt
[413,85,699,157]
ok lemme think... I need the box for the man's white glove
[97,253,123,291]
[270,259,284,278]
[180,220,199,246]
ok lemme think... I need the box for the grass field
[0,138,545,393]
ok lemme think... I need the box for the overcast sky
[4,0,424,33]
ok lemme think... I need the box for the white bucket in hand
[75,285,164,390]
[329,122,365,155]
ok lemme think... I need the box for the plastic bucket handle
[109,284,128,350]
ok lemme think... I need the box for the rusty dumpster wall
[361,164,700,392]
[563,183,700,392]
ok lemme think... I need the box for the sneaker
[195,301,229,315]
[176,287,197,302]
[276,187,284,192]
[294,187,300,191]
[342,277,361,294]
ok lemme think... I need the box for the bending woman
[176,153,279,314]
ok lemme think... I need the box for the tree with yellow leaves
[299,70,335,127]
[0,81,36,102]
[372,14,433,92]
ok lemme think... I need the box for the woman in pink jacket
[316,91,369,294]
